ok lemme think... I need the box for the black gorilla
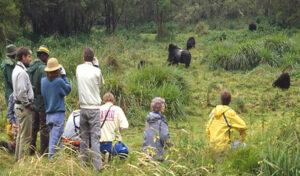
[167,44,191,68]
[272,72,290,89]
[186,37,196,50]
[138,60,146,69]
[249,23,257,31]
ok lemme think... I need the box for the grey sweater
[142,112,170,161]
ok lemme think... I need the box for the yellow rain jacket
[206,105,247,151]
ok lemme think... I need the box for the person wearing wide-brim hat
[1,44,17,104]
[1,44,17,144]
[28,45,50,156]
[41,58,71,159]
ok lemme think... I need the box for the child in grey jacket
[142,97,170,161]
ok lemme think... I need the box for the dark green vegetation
[0,24,299,175]
[1,0,300,44]
[1,0,300,175]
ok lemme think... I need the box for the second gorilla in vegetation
[186,37,196,50]
[273,72,290,90]
[167,44,191,68]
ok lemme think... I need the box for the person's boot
[0,141,14,154]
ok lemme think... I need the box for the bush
[208,42,260,70]
[195,21,209,36]
[264,37,291,57]
[208,33,299,70]
[126,66,190,120]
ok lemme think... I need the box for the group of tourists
[1,44,247,171]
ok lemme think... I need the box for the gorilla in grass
[272,72,290,90]
[167,44,191,68]
[186,37,196,50]
[249,23,257,31]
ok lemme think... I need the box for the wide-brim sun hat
[37,45,50,55]
[6,44,17,56]
[45,58,62,72]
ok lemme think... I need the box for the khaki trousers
[14,104,32,161]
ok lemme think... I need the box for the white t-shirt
[99,103,129,142]
[63,110,80,140]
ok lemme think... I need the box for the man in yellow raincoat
[206,90,247,152]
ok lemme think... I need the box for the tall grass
[207,33,299,70]
[0,25,299,175]
[126,66,191,120]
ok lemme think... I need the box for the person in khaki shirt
[99,93,129,162]
[12,47,35,161]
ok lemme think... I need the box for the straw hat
[45,58,62,72]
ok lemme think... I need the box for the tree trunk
[157,11,163,37]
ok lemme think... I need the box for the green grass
[0,27,299,175]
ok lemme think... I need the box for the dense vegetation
[0,0,300,175]
[1,0,300,42]
[0,24,299,175]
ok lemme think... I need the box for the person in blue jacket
[41,58,71,159]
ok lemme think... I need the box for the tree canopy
[0,0,299,41]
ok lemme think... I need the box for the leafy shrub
[208,42,260,70]
[195,21,209,36]
[208,33,299,70]
[257,48,280,67]
[127,66,190,120]
[230,43,260,70]
[264,37,291,56]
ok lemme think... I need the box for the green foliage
[194,21,209,36]
[262,117,300,175]
[16,0,102,35]
[0,25,299,175]
[208,32,300,70]
[127,66,190,120]
[0,0,20,55]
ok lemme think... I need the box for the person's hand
[60,66,66,76]
[25,103,35,112]
[166,142,173,147]
[25,107,31,112]
[237,138,243,142]
[92,57,99,67]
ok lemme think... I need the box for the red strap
[62,138,80,145]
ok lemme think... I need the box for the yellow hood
[213,105,230,119]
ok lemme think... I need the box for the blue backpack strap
[222,113,231,143]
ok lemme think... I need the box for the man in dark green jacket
[1,44,17,143]
[28,45,50,155]
[1,44,17,105]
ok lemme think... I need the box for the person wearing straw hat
[1,44,17,144]
[28,45,50,155]
[76,48,104,171]
[12,47,34,161]
[41,58,71,159]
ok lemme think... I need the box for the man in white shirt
[76,48,104,171]
[99,93,129,161]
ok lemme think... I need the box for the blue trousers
[100,141,129,159]
[231,141,246,149]
[46,112,65,159]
